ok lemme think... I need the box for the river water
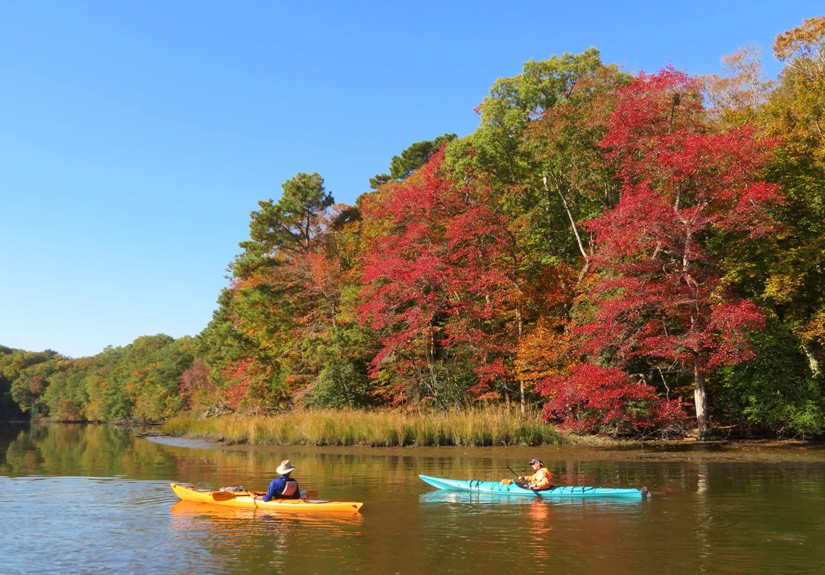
[1,423,823,574]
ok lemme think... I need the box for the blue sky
[1,1,821,358]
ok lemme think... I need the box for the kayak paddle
[211,489,318,501]
[506,465,541,498]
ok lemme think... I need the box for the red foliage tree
[358,151,524,405]
[179,358,213,410]
[357,154,454,403]
[566,67,781,437]
[537,363,686,435]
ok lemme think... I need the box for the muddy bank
[143,433,825,463]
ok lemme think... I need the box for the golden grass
[160,405,566,447]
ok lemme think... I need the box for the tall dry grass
[161,406,566,447]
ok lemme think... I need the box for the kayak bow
[419,474,647,499]
[170,483,363,512]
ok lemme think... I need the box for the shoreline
[142,431,825,463]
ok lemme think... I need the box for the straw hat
[276,459,297,475]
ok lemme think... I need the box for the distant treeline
[2,17,824,439]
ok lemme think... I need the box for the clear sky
[1,1,821,358]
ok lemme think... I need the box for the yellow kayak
[170,483,363,513]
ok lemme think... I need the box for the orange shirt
[526,467,553,489]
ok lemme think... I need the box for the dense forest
[2,17,824,439]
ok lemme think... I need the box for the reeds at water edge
[161,406,566,447]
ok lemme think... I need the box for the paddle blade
[210,491,239,501]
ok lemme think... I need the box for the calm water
[1,423,824,574]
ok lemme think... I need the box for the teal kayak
[419,474,648,499]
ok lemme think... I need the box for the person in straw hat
[258,459,301,501]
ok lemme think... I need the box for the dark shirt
[262,475,300,501]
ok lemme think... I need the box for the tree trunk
[694,363,710,439]
[517,307,526,414]
[542,171,590,284]
[801,341,821,377]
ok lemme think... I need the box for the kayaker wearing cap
[518,458,553,490]
[258,459,301,501]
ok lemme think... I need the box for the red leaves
[705,299,765,369]
[601,68,781,232]
[357,151,522,396]
[561,67,782,432]
[537,364,686,434]
[179,359,212,410]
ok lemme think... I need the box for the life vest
[531,467,553,489]
[280,478,298,497]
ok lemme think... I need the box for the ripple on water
[0,476,225,575]
[0,476,367,575]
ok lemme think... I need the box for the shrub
[537,363,687,436]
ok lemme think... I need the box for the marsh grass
[161,405,566,446]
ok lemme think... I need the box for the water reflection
[168,500,298,574]
[2,424,825,575]
[0,422,178,479]
[420,490,538,505]
[167,496,366,574]
[519,500,554,562]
